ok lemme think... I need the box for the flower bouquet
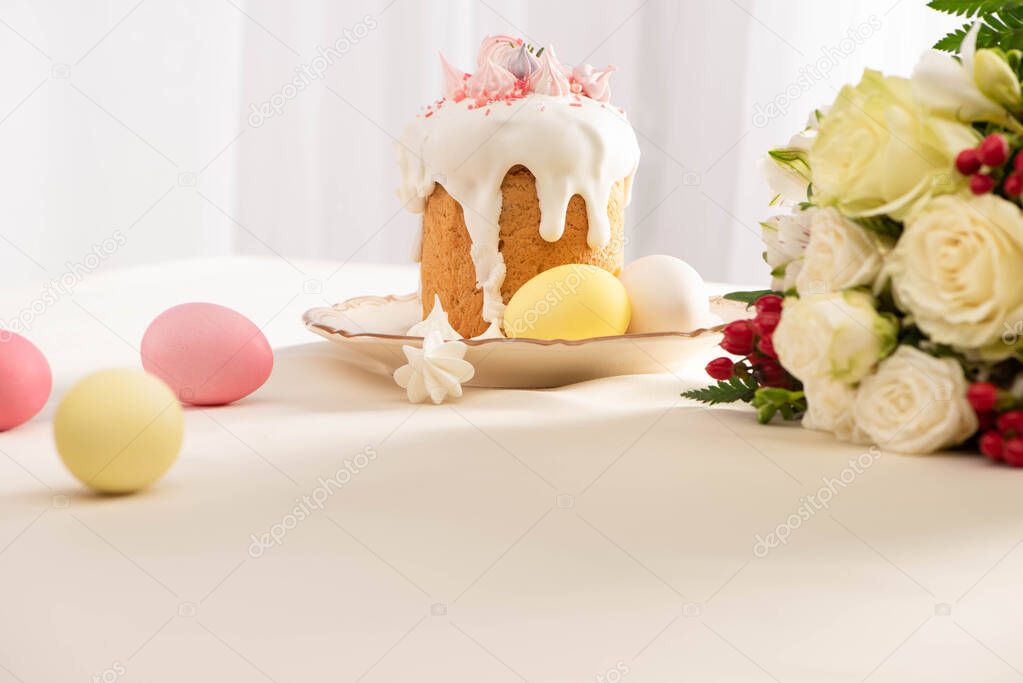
[684,2,1023,463]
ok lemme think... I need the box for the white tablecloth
[2,258,1022,683]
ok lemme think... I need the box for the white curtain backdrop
[1,0,960,290]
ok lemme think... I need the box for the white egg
[619,255,711,333]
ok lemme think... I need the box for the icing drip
[397,93,640,326]
[473,321,506,339]
[508,44,539,80]
[528,46,571,96]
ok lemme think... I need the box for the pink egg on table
[0,332,52,431]
[141,303,273,406]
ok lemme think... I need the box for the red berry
[998,410,1023,436]
[980,431,1004,461]
[753,311,780,336]
[754,359,788,388]
[757,334,777,359]
[705,357,735,381]
[1004,437,1023,467]
[967,382,999,413]
[956,148,982,175]
[970,173,997,195]
[979,134,1010,167]
[1006,173,1023,197]
[720,320,755,356]
[754,294,783,316]
[1014,152,1023,173]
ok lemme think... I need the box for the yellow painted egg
[54,369,184,494]
[503,264,631,340]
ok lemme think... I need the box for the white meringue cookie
[393,331,475,404]
[407,295,462,340]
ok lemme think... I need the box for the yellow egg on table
[503,264,631,340]
[54,369,184,494]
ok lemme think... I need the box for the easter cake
[397,37,641,338]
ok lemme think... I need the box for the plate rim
[304,293,737,347]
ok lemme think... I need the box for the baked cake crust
[420,166,626,337]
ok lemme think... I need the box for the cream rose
[853,346,977,454]
[802,379,871,444]
[810,70,978,220]
[773,291,897,384]
[888,194,1023,355]
[761,210,813,292]
[795,208,885,296]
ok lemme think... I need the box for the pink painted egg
[0,332,52,431]
[141,303,273,406]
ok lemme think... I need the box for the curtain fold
[1,1,962,288]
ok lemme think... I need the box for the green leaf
[682,375,759,406]
[852,215,903,240]
[756,403,778,424]
[723,290,781,308]
[932,5,1023,52]
[928,0,1023,19]
[751,387,807,424]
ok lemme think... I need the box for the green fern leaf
[682,375,759,406]
[933,5,1023,52]
[928,0,1023,19]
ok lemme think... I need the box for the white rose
[796,207,885,296]
[761,210,813,292]
[853,346,977,454]
[811,69,978,220]
[773,290,897,384]
[802,379,871,444]
[888,193,1023,355]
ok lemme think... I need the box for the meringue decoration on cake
[393,332,475,404]
[508,43,540,80]
[528,46,572,96]
[397,36,640,338]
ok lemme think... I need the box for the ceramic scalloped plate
[303,294,749,389]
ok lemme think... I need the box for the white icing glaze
[397,93,640,326]
[472,321,505,340]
